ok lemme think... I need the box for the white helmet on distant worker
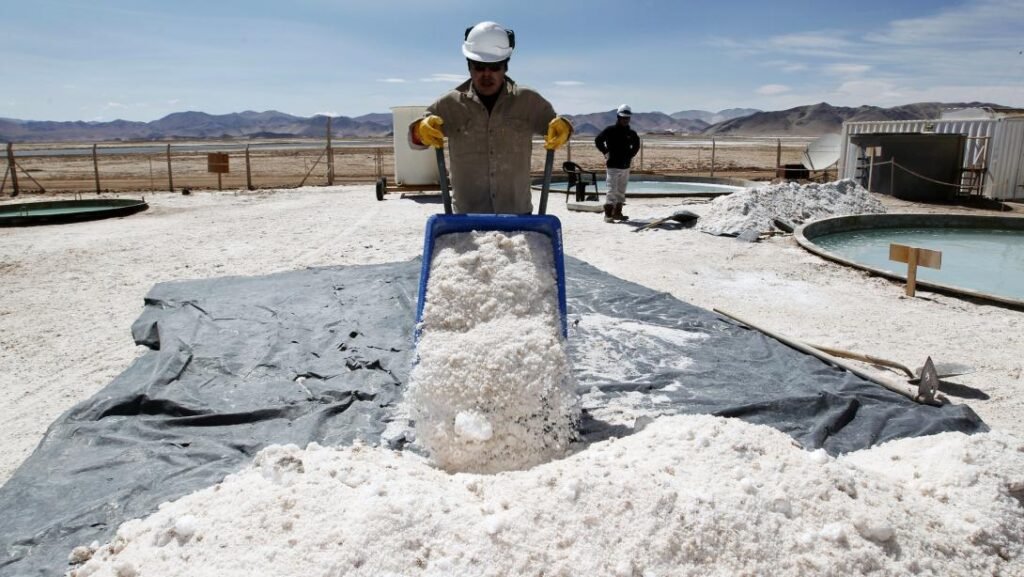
[617,104,632,117]
[462,21,515,63]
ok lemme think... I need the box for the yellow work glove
[415,115,445,148]
[545,117,573,150]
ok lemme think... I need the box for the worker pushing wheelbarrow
[407,19,574,328]
[408,20,573,215]
[403,21,579,473]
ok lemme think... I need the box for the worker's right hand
[415,115,445,148]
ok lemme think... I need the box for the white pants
[605,168,629,204]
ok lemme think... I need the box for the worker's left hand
[545,117,573,150]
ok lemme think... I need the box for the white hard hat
[462,21,515,63]
[617,104,632,117]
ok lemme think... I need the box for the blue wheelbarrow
[415,148,568,338]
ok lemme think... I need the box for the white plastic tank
[391,106,439,186]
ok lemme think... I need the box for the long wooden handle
[805,344,915,378]
[714,308,936,405]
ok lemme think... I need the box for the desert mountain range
[0,102,1004,143]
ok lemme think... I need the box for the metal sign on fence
[207,153,229,190]
[207,153,229,174]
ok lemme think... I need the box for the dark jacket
[595,123,640,169]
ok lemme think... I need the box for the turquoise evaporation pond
[625,181,744,194]
[812,227,1024,300]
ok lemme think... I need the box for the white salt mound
[406,230,578,474]
[698,179,885,237]
[67,415,1024,577]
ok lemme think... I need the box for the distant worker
[409,21,573,214]
[594,104,640,223]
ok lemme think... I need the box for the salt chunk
[173,514,198,542]
[807,448,830,465]
[454,410,494,441]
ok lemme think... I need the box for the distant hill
[670,108,760,124]
[0,102,1010,142]
[0,110,393,143]
[566,110,708,136]
[702,102,1005,136]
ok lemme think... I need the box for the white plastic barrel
[392,106,439,186]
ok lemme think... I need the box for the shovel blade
[916,356,940,403]
[915,361,976,380]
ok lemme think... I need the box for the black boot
[612,203,629,221]
[603,203,614,223]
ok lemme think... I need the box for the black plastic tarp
[0,257,985,577]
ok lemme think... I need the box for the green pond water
[812,227,1024,300]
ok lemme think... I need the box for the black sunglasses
[469,61,505,72]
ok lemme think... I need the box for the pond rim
[795,213,1024,311]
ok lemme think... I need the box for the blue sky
[3,0,1023,122]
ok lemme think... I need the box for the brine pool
[811,227,1024,301]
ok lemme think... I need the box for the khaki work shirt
[417,77,557,214]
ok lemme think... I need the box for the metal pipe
[435,147,452,214]
[538,149,554,215]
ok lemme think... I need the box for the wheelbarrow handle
[538,149,555,215]
[435,147,452,215]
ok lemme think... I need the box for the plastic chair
[562,161,600,202]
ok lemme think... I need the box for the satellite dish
[801,133,842,171]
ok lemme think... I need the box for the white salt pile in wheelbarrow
[406,229,579,474]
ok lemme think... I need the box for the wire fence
[1,136,816,196]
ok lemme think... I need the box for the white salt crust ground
[0,183,1021,574]
[66,415,1024,577]
[407,230,578,474]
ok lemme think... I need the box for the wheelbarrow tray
[415,213,568,338]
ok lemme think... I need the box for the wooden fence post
[326,117,334,185]
[776,139,781,176]
[92,144,101,194]
[166,144,174,192]
[710,138,716,177]
[6,143,19,196]
[245,145,253,190]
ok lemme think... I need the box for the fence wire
[2,136,814,195]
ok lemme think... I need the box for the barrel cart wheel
[375,177,387,201]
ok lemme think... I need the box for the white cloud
[105,102,126,109]
[770,32,852,51]
[824,63,871,76]
[377,78,406,83]
[755,84,791,96]
[420,73,465,83]
[315,111,338,117]
[832,79,905,102]
[865,0,1024,46]
[554,80,584,87]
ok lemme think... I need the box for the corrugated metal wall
[839,118,1024,200]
